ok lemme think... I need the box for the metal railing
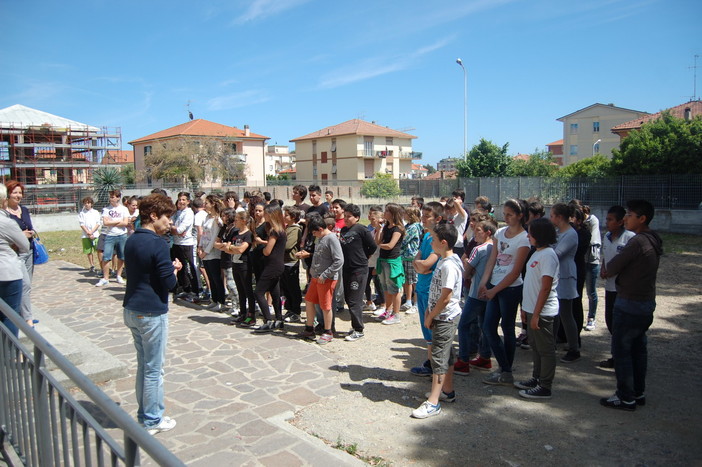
[0,300,185,466]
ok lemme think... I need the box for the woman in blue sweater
[123,194,181,436]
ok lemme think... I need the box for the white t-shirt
[467,241,492,300]
[101,204,129,237]
[172,208,196,246]
[428,254,464,322]
[602,229,636,292]
[522,247,560,317]
[490,227,530,287]
[450,211,467,248]
[199,215,222,261]
[78,208,101,238]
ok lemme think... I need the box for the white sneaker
[405,306,418,315]
[585,319,596,331]
[400,302,412,312]
[372,307,386,317]
[411,401,441,419]
[363,303,377,312]
[206,303,223,312]
[95,278,109,287]
[116,276,125,285]
[382,314,401,325]
[147,416,177,435]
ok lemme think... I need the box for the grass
[333,437,390,466]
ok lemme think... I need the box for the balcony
[399,151,422,159]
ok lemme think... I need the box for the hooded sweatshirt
[606,230,663,302]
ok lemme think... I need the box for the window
[144,145,152,155]
[593,121,600,133]
[594,143,600,154]
[569,145,578,156]
[321,151,328,163]
[331,139,337,152]
[385,137,393,145]
[321,173,328,181]
[570,123,578,134]
[364,137,373,157]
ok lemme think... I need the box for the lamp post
[593,138,602,156]
[456,58,467,160]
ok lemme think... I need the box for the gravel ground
[290,249,702,466]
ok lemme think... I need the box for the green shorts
[82,237,98,254]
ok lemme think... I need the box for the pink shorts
[304,277,338,311]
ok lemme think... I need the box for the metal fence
[400,175,702,210]
[0,300,185,466]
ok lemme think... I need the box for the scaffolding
[0,123,121,212]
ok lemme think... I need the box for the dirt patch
[291,250,702,465]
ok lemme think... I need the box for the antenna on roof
[689,54,700,101]
[186,100,194,120]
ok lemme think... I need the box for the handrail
[0,299,185,466]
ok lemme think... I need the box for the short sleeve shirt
[101,204,129,236]
[490,227,529,287]
[522,247,560,317]
[467,242,492,300]
[428,255,464,321]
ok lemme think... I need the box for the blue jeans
[104,234,127,261]
[0,280,23,337]
[611,298,655,402]
[585,263,600,320]
[416,289,432,344]
[482,284,522,373]
[123,308,168,427]
[458,296,490,361]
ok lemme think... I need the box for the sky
[1,0,701,168]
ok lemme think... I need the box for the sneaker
[600,393,635,411]
[316,332,333,345]
[515,331,527,346]
[146,416,177,435]
[585,319,596,331]
[253,321,274,333]
[560,351,581,363]
[404,306,417,315]
[634,394,646,406]
[381,314,401,325]
[345,330,365,342]
[519,385,552,400]
[520,337,531,350]
[89,266,95,273]
[283,312,301,323]
[514,377,539,390]
[372,306,386,317]
[410,360,433,377]
[238,317,256,328]
[206,302,223,312]
[363,303,376,312]
[469,356,492,371]
[598,357,614,368]
[95,278,109,287]
[482,371,514,386]
[230,308,240,318]
[453,360,471,376]
[116,276,125,285]
[299,329,316,341]
[400,302,412,312]
[411,401,441,419]
[424,390,456,403]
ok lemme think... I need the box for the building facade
[264,145,295,178]
[557,103,648,165]
[291,119,419,182]
[129,119,269,186]
[611,100,702,139]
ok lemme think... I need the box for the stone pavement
[32,260,365,466]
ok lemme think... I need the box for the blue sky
[1,0,700,167]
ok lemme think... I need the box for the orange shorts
[304,277,338,311]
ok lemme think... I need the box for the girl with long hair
[214,208,240,316]
[252,203,287,333]
[375,203,405,325]
[478,199,530,386]
[226,210,256,326]
[198,195,225,312]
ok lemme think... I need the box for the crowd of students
[79,184,661,426]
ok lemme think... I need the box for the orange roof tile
[424,170,457,180]
[412,163,428,171]
[128,119,268,144]
[290,119,417,142]
[611,100,702,133]
[102,149,134,164]
[513,153,530,161]
[546,139,563,146]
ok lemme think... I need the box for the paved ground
[33,260,364,466]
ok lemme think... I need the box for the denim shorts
[103,234,127,261]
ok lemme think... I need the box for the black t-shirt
[252,222,268,257]
[307,204,328,217]
[263,229,287,274]
[231,230,252,265]
[340,223,377,270]
[218,225,238,268]
[295,203,311,213]
[379,225,403,259]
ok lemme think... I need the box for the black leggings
[233,263,256,318]
[203,258,225,305]
[255,271,282,321]
[171,244,200,294]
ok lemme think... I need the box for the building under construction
[0,104,122,212]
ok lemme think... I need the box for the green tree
[120,163,136,185]
[557,154,612,179]
[456,138,511,177]
[423,163,437,175]
[360,172,401,198]
[507,149,559,177]
[610,112,702,175]
[92,166,123,208]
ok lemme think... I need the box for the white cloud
[206,89,271,110]
[318,37,453,89]
[234,0,311,24]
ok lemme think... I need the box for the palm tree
[92,166,123,208]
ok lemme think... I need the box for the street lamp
[593,138,602,156]
[456,58,467,160]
